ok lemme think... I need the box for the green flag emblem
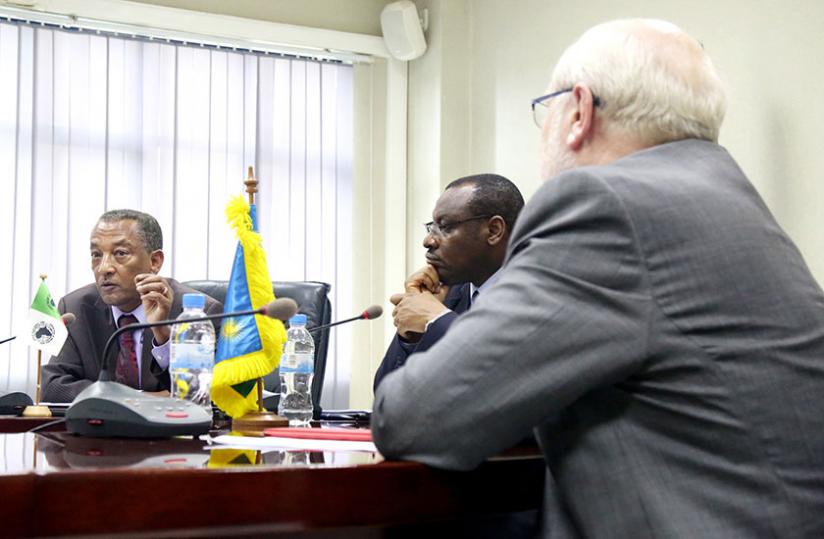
[30,281,60,319]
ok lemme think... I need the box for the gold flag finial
[39,273,47,281]
[245,166,258,205]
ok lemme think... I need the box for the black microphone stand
[99,306,267,381]
[308,313,368,334]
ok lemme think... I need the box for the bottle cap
[289,314,308,326]
[182,293,206,309]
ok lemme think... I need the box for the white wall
[406,0,472,263]
[408,0,824,285]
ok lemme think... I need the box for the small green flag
[30,281,60,318]
[24,279,68,356]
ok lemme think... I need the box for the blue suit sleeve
[414,311,459,353]
[373,311,459,392]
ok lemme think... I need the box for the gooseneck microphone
[309,305,383,334]
[66,297,298,438]
[98,297,298,382]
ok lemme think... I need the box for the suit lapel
[443,283,469,314]
[450,283,472,314]
[90,296,117,375]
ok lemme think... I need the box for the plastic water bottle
[169,293,215,410]
[278,314,314,425]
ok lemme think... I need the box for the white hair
[550,19,727,144]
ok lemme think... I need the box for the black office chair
[183,280,332,419]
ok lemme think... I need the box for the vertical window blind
[0,21,354,408]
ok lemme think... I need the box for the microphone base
[231,411,288,437]
[66,381,212,438]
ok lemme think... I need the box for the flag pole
[23,274,53,418]
[244,167,267,414]
[231,166,289,435]
[35,350,42,403]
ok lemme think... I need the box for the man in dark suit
[373,174,524,390]
[373,19,824,538]
[41,209,222,402]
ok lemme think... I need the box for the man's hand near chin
[388,264,452,342]
[135,273,174,345]
[390,291,450,341]
[404,264,450,303]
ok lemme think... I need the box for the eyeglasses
[531,88,602,128]
[424,215,493,236]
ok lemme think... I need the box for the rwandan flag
[211,196,287,418]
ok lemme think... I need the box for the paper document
[209,434,377,453]
[263,427,372,441]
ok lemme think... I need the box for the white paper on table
[208,434,378,453]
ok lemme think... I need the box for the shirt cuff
[151,338,170,370]
[424,308,452,332]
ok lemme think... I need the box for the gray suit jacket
[372,140,824,538]
[41,279,223,402]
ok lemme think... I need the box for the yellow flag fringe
[211,195,288,418]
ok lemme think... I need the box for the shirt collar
[469,267,503,305]
[111,303,147,326]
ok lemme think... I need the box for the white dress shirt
[425,267,504,330]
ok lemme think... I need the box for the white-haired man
[373,19,824,538]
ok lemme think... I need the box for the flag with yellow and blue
[211,196,287,418]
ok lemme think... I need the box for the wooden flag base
[22,405,52,418]
[231,411,288,437]
[230,376,289,436]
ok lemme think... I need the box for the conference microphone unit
[66,298,298,438]
[308,305,383,334]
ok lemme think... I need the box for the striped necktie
[115,314,140,389]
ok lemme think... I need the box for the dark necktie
[471,289,479,308]
[115,314,140,389]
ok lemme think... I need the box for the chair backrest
[183,280,332,418]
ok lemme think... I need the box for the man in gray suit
[373,18,824,538]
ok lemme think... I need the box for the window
[0,19,356,408]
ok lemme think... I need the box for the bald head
[549,19,726,147]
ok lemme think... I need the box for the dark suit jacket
[373,140,824,537]
[41,279,223,402]
[373,283,471,391]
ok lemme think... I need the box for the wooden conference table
[0,417,544,537]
